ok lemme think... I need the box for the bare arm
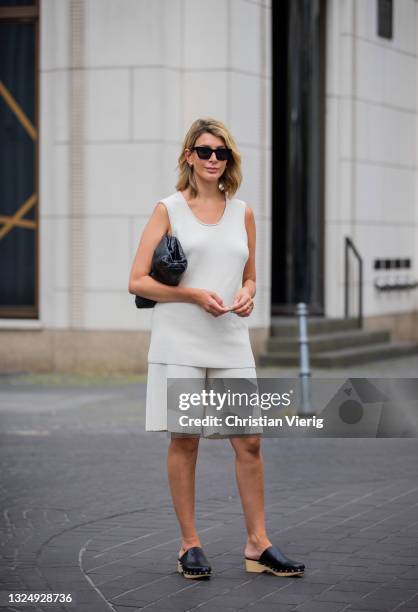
[128,202,197,303]
[128,202,230,315]
[229,204,256,317]
[242,204,256,299]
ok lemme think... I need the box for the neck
[190,176,224,201]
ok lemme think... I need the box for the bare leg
[229,435,272,558]
[167,434,202,558]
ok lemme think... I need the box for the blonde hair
[175,117,242,199]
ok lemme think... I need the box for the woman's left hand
[230,288,254,317]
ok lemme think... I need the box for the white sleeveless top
[147,190,256,368]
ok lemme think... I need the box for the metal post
[297,302,313,415]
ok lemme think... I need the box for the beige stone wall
[363,310,418,343]
[0,328,269,374]
[37,0,272,333]
[325,0,418,319]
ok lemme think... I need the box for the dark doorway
[271,0,326,316]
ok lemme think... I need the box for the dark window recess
[373,258,411,270]
[0,1,35,6]
[0,13,38,318]
[377,0,393,39]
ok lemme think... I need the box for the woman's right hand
[192,289,231,317]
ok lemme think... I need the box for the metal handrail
[344,236,363,328]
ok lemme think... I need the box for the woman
[128,118,305,580]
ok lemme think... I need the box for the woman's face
[185,132,229,185]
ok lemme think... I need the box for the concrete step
[258,341,418,368]
[267,329,391,353]
[270,316,360,337]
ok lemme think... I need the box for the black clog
[177,546,212,579]
[245,544,305,576]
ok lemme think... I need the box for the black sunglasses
[191,146,232,161]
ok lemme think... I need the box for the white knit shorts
[145,362,261,439]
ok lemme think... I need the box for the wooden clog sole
[245,558,304,576]
[177,560,211,578]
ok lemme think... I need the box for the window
[0,1,39,318]
[377,0,393,40]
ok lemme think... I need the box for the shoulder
[153,192,180,214]
[234,199,255,226]
[231,197,255,219]
[244,203,255,224]
[240,201,256,237]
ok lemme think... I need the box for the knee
[232,436,261,460]
[170,436,200,456]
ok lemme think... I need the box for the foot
[177,545,212,579]
[244,536,273,560]
[178,540,202,559]
[245,544,305,576]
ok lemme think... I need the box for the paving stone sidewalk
[0,357,417,612]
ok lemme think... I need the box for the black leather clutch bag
[135,234,187,309]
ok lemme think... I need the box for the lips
[206,168,219,172]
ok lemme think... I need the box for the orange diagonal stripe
[0,194,38,240]
[0,216,36,230]
[0,80,37,141]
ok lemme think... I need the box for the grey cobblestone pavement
[0,355,418,611]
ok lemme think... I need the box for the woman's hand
[230,287,254,317]
[193,289,231,317]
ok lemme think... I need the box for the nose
[209,151,217,161]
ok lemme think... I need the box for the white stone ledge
[0,320,43,330]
